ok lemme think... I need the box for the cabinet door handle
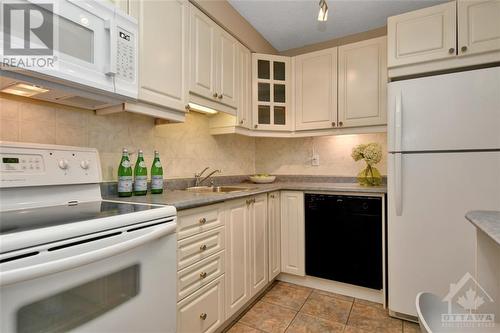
[338,121,343,127]
[246,199,252,205]
[461,46,467,52]
[200,244,207,251]
[200,313,207,320]
[331,122,336,127]
[199,217,207,224]
[254,124,258,129]
[199,271,207,279]
[218,94,223,99]
[239,120,244,124]
[213,92,218,98]
[448,47,455,54]
[270,194,275,198]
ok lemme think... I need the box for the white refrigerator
[387,67,500,318]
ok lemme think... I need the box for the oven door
[0,219,177,333]
[7,0,116,94]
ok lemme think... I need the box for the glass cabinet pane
[258,105,271,124]
[274,84,285,103]
[274,106,286,125]
[258,83,270,102]
[258,60,270,79]
[273,62,285,81]
[17,265,140,333]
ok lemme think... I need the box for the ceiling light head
[1,83,49,97]
[318,0,328,22]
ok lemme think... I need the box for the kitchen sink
[184,186,253,193]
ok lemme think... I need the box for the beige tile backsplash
[255,133,387,176]
[0,94,387,181]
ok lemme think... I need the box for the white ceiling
[228,0,446,51]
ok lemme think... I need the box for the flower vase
[357,164,382,186]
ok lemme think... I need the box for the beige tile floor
[226,282,420,333]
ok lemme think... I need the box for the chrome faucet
[194,167,221,187]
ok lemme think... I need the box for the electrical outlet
[312,153,320,166]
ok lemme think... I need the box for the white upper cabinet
[458,0,500,56]
[189,4,238,112]
[338,37,387,128]
[252,54,293,131]
[237,46,252,128]
[217,31,238,108]
[124,0,188,121]
[190,5,217,101]
[387,1,457,68]
[294,48,338,131]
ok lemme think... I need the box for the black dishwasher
[305,193,382,290]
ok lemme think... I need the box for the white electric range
[0,141,177,333]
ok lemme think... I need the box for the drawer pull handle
[199,217,207,224]
[200,271,207,279]
[200,313,207,320]
[200,244,207,251]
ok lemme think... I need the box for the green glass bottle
[151,150,164,194]
[133,149,148,196]
[117,148,133,197]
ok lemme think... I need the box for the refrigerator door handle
[395,92,402,152]
[395,153,403,216]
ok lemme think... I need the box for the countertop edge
[104,182,387,211]
[466,210,500,246]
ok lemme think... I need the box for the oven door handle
[0,222,176,287]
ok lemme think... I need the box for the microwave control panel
[116,27,135,82]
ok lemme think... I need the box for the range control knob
[58,159,69,170]
[80,160,90,170]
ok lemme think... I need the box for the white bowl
[249,175,276,184]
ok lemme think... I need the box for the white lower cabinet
[177,194,272,331]
[177,276,225,333]
[250,194,268,295]
[268,191,281,280]
[224,198,251,318]
[280,191,305,276]
[225,195,268,318]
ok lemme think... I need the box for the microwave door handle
[0,222,176,287]
[104,19,117,76]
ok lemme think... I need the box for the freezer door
[387,151,500,317]
[388,67,500,152]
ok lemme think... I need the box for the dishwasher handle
[0,221,176,287]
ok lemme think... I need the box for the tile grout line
[342,298,355,333]
[282,288,314,333]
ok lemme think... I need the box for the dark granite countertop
[103,182,387,210]
[466,210,500,246]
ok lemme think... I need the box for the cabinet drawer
[178,204,224,240]
[178,251,225,301]
[178,227,225,270]
[177,276,225,333]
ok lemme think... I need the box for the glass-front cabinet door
[252,54,292,131]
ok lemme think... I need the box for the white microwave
[0,0,138,109]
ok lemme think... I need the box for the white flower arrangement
[351,143,382,166]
